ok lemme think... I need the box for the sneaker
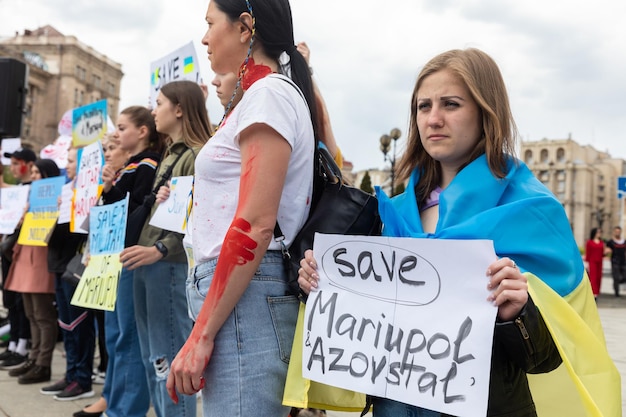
[8,358,35,377]
[0,352,27,369]
[40,378,70,395]
[54,381,95,401]
[91,370,106,385]
[18,364,51,384]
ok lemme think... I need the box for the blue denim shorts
[186,250,299,417]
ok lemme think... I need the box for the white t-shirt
[192,74,315,264]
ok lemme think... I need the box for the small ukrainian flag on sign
[152,68,160,85]
[183,56,194,74]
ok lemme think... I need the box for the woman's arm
[166,123,292,402]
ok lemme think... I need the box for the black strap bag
[125,149,188,247]
[61,252,86,286]
[275,147,382,297]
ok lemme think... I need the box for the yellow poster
[70,254,122,311]
[17,211,59,246]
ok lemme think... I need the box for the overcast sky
[1,0,625,171]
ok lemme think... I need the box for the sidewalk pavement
[1,274,624,417]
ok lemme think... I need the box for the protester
[120,80,211,417]
[38,149,94,401]
[585,227,605,299]
[93,135,130,384]
[165,1,320,416]
[606,225,626,297]
[4,159,60,385]
[0,148,36,370]
[75,106,164,417]
[298,48,620,416]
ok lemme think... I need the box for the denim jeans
[187,251,299,417]
[103,268,150,417]
[55,274,94,389]
[372,397,441,417]
[134,261,196,417]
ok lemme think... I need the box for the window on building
[557,180,565,193]
[557,192,565,201]
[539,170,549,185]
[74,88,79,106]
[75,65,86,81]
[556,170,566,180]
[540,149,549,163]
[79,91,84,106]
[524,150,533,164]
[556,148,566,162]
[92,74,101,88]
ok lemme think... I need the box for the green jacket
[137,141,199,263]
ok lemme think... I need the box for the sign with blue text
[17,177,65,246]
[72,100,108,147]
[149,175,193,234]
[89,194,129,256]
[304,234,497,417]
[149,42,201,108]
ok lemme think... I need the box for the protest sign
[58,182,74,224]
[149,42,201,108]
[72,100,107,147]
[17,177,65,246]
[71,194,128,311]
[0,185,30,234]
[0,138,21,165]
[149,175,193,234]
[89,195,128,256]
[71,141,104,234]
[71,253,122,311]
[304,234,497,417]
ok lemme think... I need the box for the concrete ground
[1,273,624,417]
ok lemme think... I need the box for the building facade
[521,137,626,248]
[0,25,123,151]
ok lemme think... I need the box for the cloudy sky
[1,0,625,171]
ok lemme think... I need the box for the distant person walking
[606,226,626,297]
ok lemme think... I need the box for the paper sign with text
[304,234,497,417]
[72,100,108,147]
[148,175,193,234]
[71,253,122,311]
[89,194,128,256]
[71,141,104,234]
[58,182,74,224]
[17,177,65,246]
[150,42,201,108]
[0,185,30,234]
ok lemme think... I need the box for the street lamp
[380,127,401,196]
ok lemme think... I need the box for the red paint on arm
[193,217,258,333]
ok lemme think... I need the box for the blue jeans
[103,268,150,417]
[187,251,299,417]
[55,274,94,389]
[134,261,196,417]
[372,397,441,417]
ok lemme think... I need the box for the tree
[360,171,374,194]
[394,181,405,196]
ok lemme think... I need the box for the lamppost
[380,127,401,196]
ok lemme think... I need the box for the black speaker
[0,58,29,138]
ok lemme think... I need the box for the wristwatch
[154,241,168,258]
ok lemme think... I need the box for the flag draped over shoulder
[376,154,621,416]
